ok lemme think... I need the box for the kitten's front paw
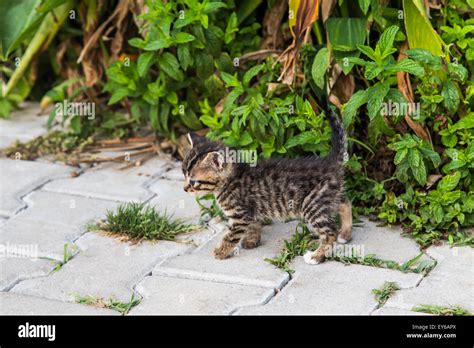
[213,241,236,260]
[241,234,261,249]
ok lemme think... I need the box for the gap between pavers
[0,190,120,260]
[235,258,423,315]
[41,156,173,202]
[0,292,118,315]
[152,221,296,290]
[0,159,73,217]
[130,275,275,315]
[382,244,473,313]
[10,232,196,304]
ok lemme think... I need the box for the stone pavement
[0,104,472,315]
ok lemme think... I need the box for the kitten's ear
[202,151,225,169]
[187,132,204,148]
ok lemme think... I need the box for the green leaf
[204,1,227,13]
[177,44,193,70]
[173,32,195,44]
[387,59,425,76]
[403,0,444,56]
[367,82,390,120]
[358,0,371,14]
[394,148,408,165]
[311,47,330,89]
[438,172,461,192]
[0,0,43,58]
[408,148,421,168]
[441,81,460,114]
[137,52,155,77]
[357,45,378,61]
[224,12,238,44]
[158,52,184,81]
[342,90,368,127]
[376,25,399,58]
[452,113,474,131]
[243,64,264,87]
[195,51,214,80]
[144,37,171,51]
[404,48,441,68]
[108,88,129,105]
[412,158,427,186]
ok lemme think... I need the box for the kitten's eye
[190,179,197,187]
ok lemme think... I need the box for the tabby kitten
[182,107,352,264]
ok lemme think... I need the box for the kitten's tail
[326,104,347,163]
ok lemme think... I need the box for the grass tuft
[412,304,472,316]
[89,202,199,241]
[74,293,141,315]
[372,282,400,305]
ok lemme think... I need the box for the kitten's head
[182,132,230,193]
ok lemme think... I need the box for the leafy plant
[372,281,399,305]
[412,304,472,316]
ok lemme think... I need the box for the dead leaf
[260,0,288,50]
[321,0,336,23]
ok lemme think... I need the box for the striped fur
[182,111,352,264]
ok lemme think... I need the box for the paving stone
[131,275,274,315]
[42,156,171,202]
[0,102,48,149]
[148,179,202,223]
[0,292,118,315]
[0,257,54,291]
[384,245,473,312]
[153,221,296,289]
[0,159,72,217]
[237,258,422,315]
[350,218,426,264]
[161,167,184,181]
[0,191,119,260]
[11,233,194,303]
[371,307,430,315]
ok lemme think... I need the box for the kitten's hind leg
[214,218,251,259]
[337,200,352,244]
[241,222,262,249]
[303,218,337,265]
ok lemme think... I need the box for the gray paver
[0,191,119,259]
[0,292,118,315]
[11,233,194,303]
[350,218,426,264]
[0,257,54,291]
[148,179,202,223]
[153,221,296,289]
[384,245,473,312]
[0,159,72,217]
[237,258,422,315]
[131,275,274,315]
[42,157,170,202]
[0,102,49,149]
